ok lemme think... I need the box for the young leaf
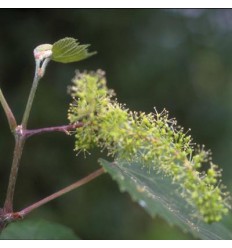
[52,37,96,63]
[0,219,79,240]
[99,158,232,240]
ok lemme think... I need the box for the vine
[0,37,231,239]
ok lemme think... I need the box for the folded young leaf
[52,37,96,63]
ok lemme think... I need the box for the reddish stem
[2,122,83,215]
[18,168,104,217]
[3,137,25,213]
[0,168,104,230]
[23,122,83,138]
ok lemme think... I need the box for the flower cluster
[68,70,230,223]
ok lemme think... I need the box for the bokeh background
[1,9,232,239]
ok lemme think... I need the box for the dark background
[1,9,232,239]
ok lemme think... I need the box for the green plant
[0,37,231,239]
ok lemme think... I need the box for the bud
[33,44,53,60]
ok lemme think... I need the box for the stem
[21,59,41,129]
[39,58,50,77]
[0,88,17,132]
[2,122,83,213]
[2,59,40,213]
[19,168,104,217]
[24,122,84,138]
[3,136,25,213]
[3,57,50,213]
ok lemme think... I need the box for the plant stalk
[3,57,50,214]
[24,122,84,138]
[3,136,25,213]
[21,59,41,129]
[2,121,83,213]
[18,168,104,217]
[0,88,17,132]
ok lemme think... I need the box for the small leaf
[52,37,96,63]
[99,158,232,240]
[0,219,79,240]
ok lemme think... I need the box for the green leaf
[99,158,232,240]
[0,219,79,240]
[52,37,96,63]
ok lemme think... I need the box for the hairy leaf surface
[99,158,232,240]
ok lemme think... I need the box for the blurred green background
[1,9,232,239]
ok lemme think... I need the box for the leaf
[0,219,79,240]
[99,158,232,240]
[52,37,96,63]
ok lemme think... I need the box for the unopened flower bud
[34,44,53,60]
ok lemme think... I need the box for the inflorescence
[68,70,230,223]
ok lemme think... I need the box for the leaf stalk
[0,88,17,132]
